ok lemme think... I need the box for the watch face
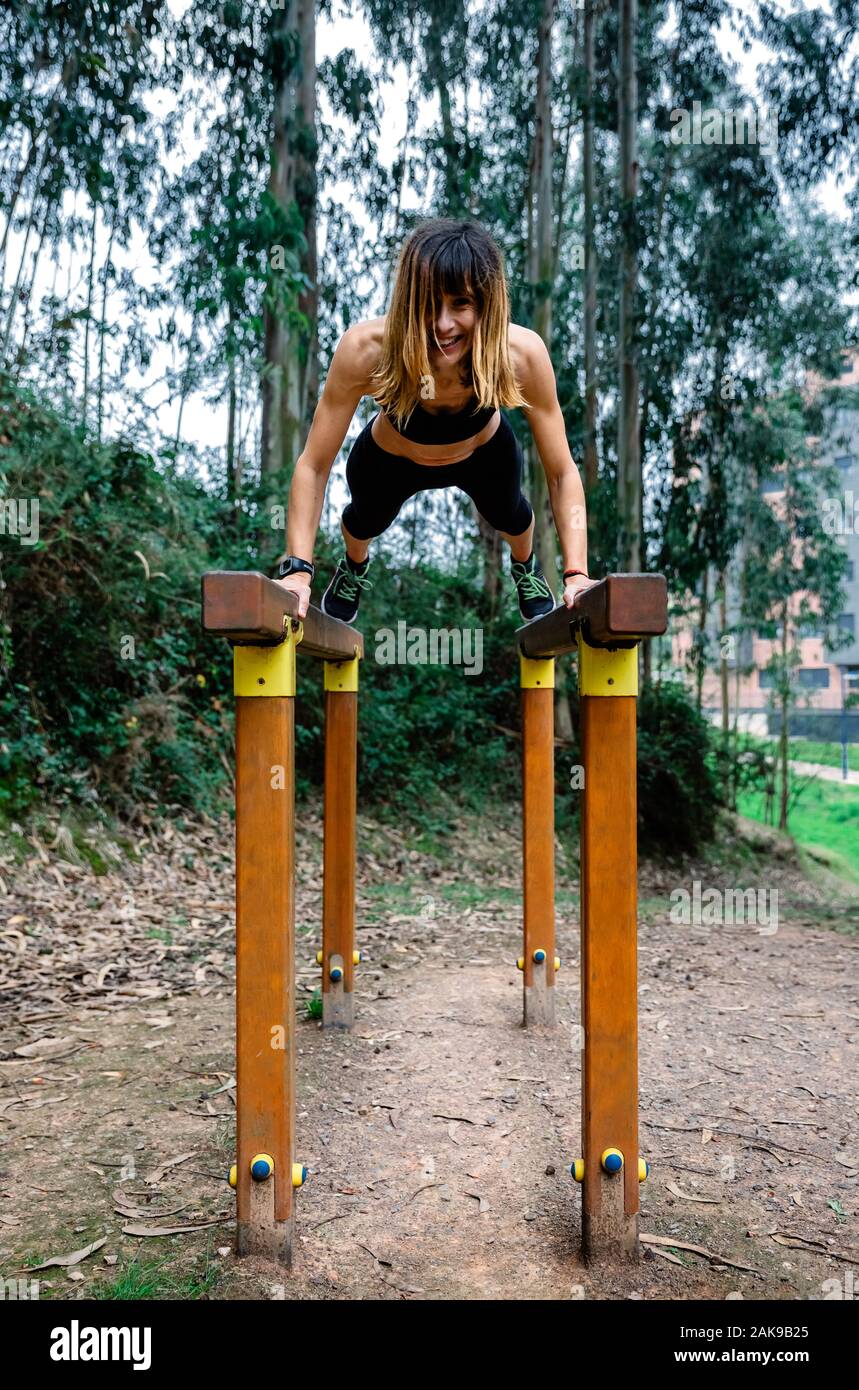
[280,558,311,578]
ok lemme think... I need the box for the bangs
[427,234,480,310]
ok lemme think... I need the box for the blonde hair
[370,219,528,431]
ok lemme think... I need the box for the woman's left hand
[562,573,599,610]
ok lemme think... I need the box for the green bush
[635,679,722,854]
[0,374,237,818]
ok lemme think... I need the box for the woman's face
[427,287,477,366]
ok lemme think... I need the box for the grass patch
[93,1251,221,1301]
[737,779,859,885]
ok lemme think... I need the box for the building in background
[665,346,859,740]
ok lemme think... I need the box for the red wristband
[563,568,589,580]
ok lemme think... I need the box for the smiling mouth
[432,334,463,351]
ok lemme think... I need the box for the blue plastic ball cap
[603,1151,623,1174]
[533,949,546,963]
[251,1157,272,1181]
[330,967,343,982]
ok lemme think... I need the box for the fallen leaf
[666,1180,722,1205]
[13,1037,77,1058]
[121,1219,227,1237]
[640,1233,758,1274]
[145,1152,195,1185]
[28,1237,107,1270]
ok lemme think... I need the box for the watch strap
[278,556,315,581]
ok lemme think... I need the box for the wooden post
[201,575,364,1268]
[578,633,640,1261]
[233,624,300,1263]
[520,654,556,1026]
[322,654,360,1029]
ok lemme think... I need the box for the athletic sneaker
[511,552,555,623]
[320,553,372,624]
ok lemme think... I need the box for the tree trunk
[778,608,790,832]
[97,203,118,442]
[227,301,238,506]
[82,201,98,425]
[695,568,709,713]
[296,0,318,448]
[261,2,299,489]
[617,0,640,571]
[385,24,418,304]
[425,5,465,214]
[261,0,314,566]
[529,0,558,597]
[529,0,573,741]
[13,197,52,366]
[1,192,39,360]
[475,506,502,617]
[582,0,599,509]
[173,309,199,461]
[719,572,729,739]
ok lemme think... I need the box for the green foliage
[0,373,237,818]
[635,680,722,855]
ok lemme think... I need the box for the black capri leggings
[341,411,534,541]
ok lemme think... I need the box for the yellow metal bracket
[324,647,361,693]
[519,654,555,690]
[576,632,638,696]
[233,619,303,697]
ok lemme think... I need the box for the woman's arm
[280,324,376,616]
[516,328,596,610]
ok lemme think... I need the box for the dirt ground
[1,804,857,1301]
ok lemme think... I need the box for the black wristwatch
[278,555,315,582]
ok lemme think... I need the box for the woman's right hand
[275,574,312,620]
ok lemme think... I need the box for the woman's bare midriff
[371,406,501,465]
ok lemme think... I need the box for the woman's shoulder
[335,317,386,396]
[507,322,548,375]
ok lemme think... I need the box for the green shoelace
[332,565,372,602]
[512,563,551,600]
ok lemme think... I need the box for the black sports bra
[382,393,497,445]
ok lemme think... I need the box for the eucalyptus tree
[0,0,172,420]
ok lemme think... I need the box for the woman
[276,219,594,625]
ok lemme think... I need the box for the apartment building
[667,346,859,737]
